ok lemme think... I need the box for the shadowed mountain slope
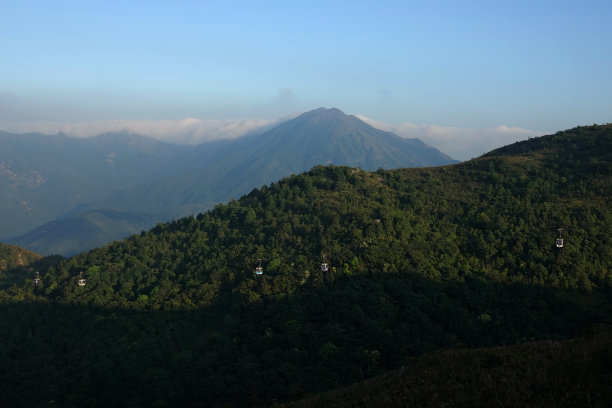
[279,326,612,408]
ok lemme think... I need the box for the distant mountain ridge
[103,107,457,215]
[12,209,158,257]
[1,108,457,255]
[245,107,455,169]
[0,130,189,240]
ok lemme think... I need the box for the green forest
[1,124,611,407]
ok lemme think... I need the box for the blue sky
[1,1,610,159]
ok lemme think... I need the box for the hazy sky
[1,1,610,159]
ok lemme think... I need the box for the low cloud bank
[356,115,545,161]
[4,118,277,145]
[2,113,545,160]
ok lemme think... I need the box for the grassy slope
[0,242,45,290]
[0,242,42,270]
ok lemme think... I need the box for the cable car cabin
[34,278,40,286]
[254,259,263,275]
[556,228,564,248]
[320,253,329,272]
[78,272,86,286]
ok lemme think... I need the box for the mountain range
[0,131,188,239]
[102,107,456,214]
[2,108,457,255]
[1,123,610,407]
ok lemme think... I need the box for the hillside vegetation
[0,124,610,407]
[280,325,612,408]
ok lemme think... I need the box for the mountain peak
[311,107,346,115]
[252,107,457,170]
[296,107,348,122]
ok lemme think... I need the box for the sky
[1,0,611,160]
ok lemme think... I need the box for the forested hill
[486,123,612,159]
[0,124,611,407]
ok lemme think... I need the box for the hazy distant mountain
[2,108,457,255]
[104,107,458,215]
[0,131,189,239]
[256,107,456,169]
[11,208,159,257]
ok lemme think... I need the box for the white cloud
[356,115,545,161]
[2,117,278,145]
